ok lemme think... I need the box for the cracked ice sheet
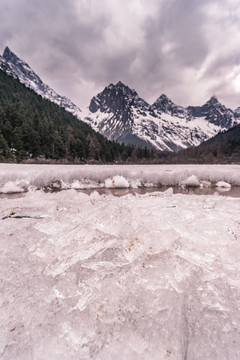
[0,189,240,360]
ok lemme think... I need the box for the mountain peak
[113,81,137,95]
[106,81,140,99]
[3,45,10,53]
[152,93,174,106]
[151,94,174,111]
[151,93,189,118]
[116,80,125,87]
[3,46,11,54]
[159,93,171,101]
[3,46,16,62]
[1,46,82,117]
[208,96,219,104]
[89,81,147,114]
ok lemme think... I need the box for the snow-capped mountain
[1,47,82,119]
[151,94,189,118]
[85,82,240,151]
[187,96,237,128]
[85,81,160,148]
[1,46,240,152]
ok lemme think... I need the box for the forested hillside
[171,125,240,164]
[0,70,156,163]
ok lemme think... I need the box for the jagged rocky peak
[3,46,24,68]
[151,94,174,111]
[2,45,43,86]
[188,96,236,128]
[1,46,82,118]
[207,95,219,105]
[3,46,15,61]
[203,96,231,112]
[151,93,188,118]
[3,47,32,75]
[89,81,149,113]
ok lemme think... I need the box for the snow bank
[1,189,240,359]
[0,164,240,193]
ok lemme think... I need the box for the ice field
[1,164,240,359]
[1,164,240,193]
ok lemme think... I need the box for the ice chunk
[105,175,129,188]
[181,175,199,187]
[163,187,174,196]
[216,181,231,188]
[0,180,29,193]
[90,190,101,204]
[200,180,212,188]
[139,187,173,197]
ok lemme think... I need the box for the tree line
[0,70,160,163]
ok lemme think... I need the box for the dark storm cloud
[1,0,240,109]
[143,0,209,66]
[132,0,211,103]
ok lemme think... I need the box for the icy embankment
[1,189,240,359]
[0,164,240,193]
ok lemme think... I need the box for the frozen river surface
[0,164,240,359]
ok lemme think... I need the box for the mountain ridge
[1,46,240,152]
[85,81,240,151]
[1,47,82,119]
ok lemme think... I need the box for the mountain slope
[234,107,240,119]
[175,123,240,163]
[0,69,147,163]
[2,47,82,119]
[187,96,237,128]
[0,54,17,78]
[85,82,240,152]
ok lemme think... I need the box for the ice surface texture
[0,164,239,193]
[1,186,240,359]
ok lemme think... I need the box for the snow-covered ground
[1,164,240,359]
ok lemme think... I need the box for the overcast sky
[1,0,240,110]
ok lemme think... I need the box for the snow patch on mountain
[0,54,17,78]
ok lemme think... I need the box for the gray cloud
[1,0,240,109]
